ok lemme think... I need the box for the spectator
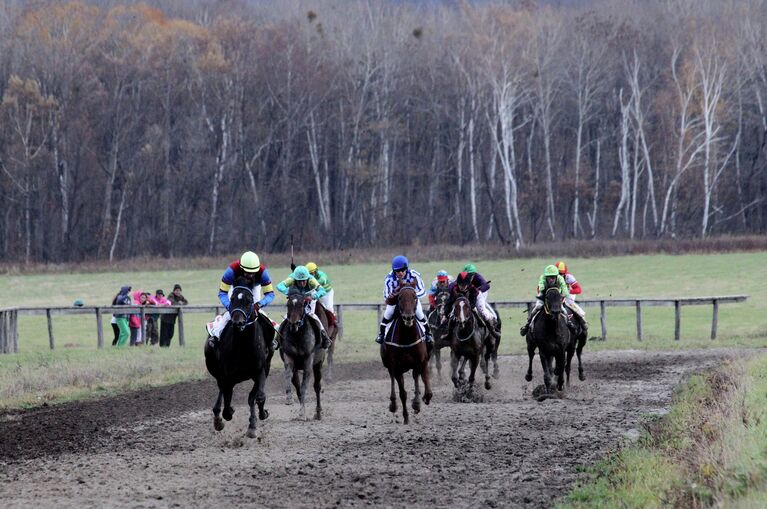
[130,291,146,346]
[113,285,131,347]
[160,283,188,347]
[146,289,169,345]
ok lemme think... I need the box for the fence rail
[0,295,749,353]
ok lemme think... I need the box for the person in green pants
[113,285,132,346]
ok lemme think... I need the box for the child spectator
[160,284,188,347]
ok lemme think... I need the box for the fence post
[140,306,146,345]
[12,309,18,353]
[46,308,55,350]
[336,305,344,339]
[711,299,719,340]
[96,308,104,348]
[0,310,6,353]
[600,300,607,341]
[177,308,185,347]
[674,300,681,341]
[635,300,643,341]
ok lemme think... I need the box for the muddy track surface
[0,348,749,508]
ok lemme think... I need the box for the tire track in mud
[0,348,752,508]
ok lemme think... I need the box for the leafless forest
[0,0,765,263]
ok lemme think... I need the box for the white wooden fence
[0,295,748,353]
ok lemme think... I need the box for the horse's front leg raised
[212,391,224,431]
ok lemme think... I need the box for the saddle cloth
[384,318,425,344]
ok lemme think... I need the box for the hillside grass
[0,252,764,409]
[558,354,767,508]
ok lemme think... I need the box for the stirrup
[375,333,384,345]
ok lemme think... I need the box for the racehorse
[447,296,493,391]
[317,301,338,380]
[524,287,570,394]
[428,289,451,381]
[204,277,274,437]
[279,292,326,420]
[380,285,432,424]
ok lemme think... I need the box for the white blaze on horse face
[458,300,467,322]
[237,292,244,301]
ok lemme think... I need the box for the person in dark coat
[160,284,188,347]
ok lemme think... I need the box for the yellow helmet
[306,262,318,273]
[240,251,260,273]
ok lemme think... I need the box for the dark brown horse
[525,287,570,395]
[428,289,450,381]
[204,278,274,437]
[380,285,432,424]
[279,292,326,420]
[447,296,494,391]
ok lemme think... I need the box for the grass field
[0,252,765,408]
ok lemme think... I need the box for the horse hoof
[423,392,432,405]
[259,409,269,421]
[214,417,224,431]
[493,368,500,379]
[389,402,397,413]
[403,416,409,425]
[579,373,586,381]
[222,408,234,421]
[285,395,294,406]
[525,373,533,382]
[485,380,492,390]
[315,411,322,421]
[246,427,257,439]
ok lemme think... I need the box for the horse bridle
[543,287,561,316]
[230,285,257,330]
[398,286,417,327]
[287,294,307,331]
[452,296,475,342]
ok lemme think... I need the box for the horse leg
[326,341,334,381]
[396,371,409,425]
[450,350,460,388]
[556,350,566,392]
[292,368,304,420]
[483,340,493,390]
[388,370,397,414]
[299,354,315,421]
[525,342,535,382]
[246,381,259,438]
[577,336,586,381]
[468,352,479,389]
[212,391,224,431]
[313,361,323,420]
[492,336,501,379]
[412,371,421,414]
[540,354,552,393]
[434,348,442,382]
[256,368,269,421]
[222,386,235,421]
[422,357,433,405]
[459,357,467,381]
[283,357,294,406]
[565,344,575,388]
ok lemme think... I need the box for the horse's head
[229,281,255,330]
[544,287,563,316]
[435,290,450,316]
[451,296,473,326]
[286,292,307,331]
[397,285,418,327]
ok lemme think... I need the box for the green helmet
[543,265,559,277]
[292,265,311,281]
[463,263,477,274]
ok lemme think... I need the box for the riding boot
[423,321,433,344]
[566,315,578,336]
[375,323,387,344]
[320,329,332,349]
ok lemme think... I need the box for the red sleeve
[569,282,582,294]
[429,294,436,306]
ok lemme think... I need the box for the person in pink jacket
[148,289,170,345]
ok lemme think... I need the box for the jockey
[375,255,432,345]
[556,261,586,320]
[209,251,275,346]
[306,261,336,328]
[276,265,331,349]
[519,264,572,337]
[462,263,500,332]
[440,271,479,338]
[428,270,453,311]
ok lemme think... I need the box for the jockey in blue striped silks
[375,255,433,344]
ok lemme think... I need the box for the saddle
[384,314,425,345]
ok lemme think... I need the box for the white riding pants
[476,291,497,321]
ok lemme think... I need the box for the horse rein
[231,285,258,329]
[287,295,306,330]
[453,297,475,342]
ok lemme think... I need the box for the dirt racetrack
[0,348,749,508]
